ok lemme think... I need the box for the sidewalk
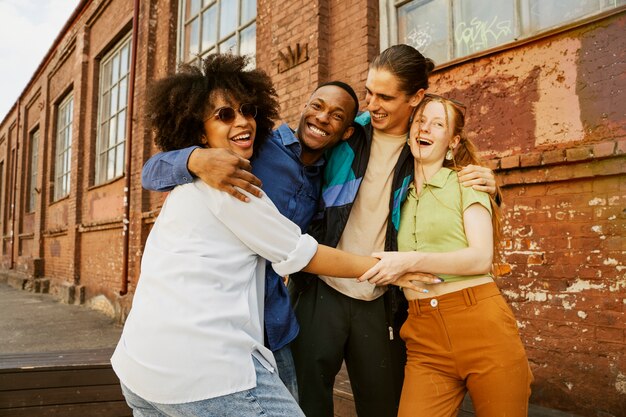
[0,281,121,354]
[0,282,581,417]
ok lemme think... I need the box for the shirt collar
[426,167,454,188]
[276,123,325,167]
[408,167,454,197]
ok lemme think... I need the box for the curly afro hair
[147,54,279,153]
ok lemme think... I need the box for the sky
[0,0,81,118]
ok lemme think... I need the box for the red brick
[520,152,542,167]
[595,326,624,343]
[486,158,500,171]
[542,149,565,165]
[592,141,616,158]
[566,146,591,162]
[500,155,520,169]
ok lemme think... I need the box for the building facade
[0,0,624,414]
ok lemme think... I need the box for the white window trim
[54,94,74,201]
[95,33,132,185]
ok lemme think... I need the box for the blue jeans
[273,344,298,402]
[120,357,304,417]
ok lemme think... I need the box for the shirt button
[430,298,438,308]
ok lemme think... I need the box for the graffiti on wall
[455,16,513,53]
[405,22,433,51]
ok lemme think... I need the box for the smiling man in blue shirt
[141,81,360,400]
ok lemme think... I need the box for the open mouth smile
[308,124,328,137]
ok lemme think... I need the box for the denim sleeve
[141,146,199,192]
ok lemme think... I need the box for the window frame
[381,0,626,67]
[177,0,257,65]
[53,94,74,201]
[94,33,132,185]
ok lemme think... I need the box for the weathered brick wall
[0,1,623,414]
[258,0,377,125]
[429,12,626,415]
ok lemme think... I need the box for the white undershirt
[321,129,406,300]
[111,180,317,404]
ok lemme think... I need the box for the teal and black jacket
[305,113,415,333]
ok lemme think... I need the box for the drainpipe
[10,99,21,270]
[120,0,140,296]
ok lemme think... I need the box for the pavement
[0,282,581,417]
[0,281,121,354]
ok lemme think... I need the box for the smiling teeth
[418,138,433,145]
[309,125,327,136]
[232,134,251,141]
[372,113,386,119]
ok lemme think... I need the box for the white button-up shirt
[111,180,317,404]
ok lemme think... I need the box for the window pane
[115,144,125,177]
[100,121,109,149]
[120,44,129,75]
[219,35,237,53]
[241,0,256,24]
[101,91,111,120]
[523,0,601,33]
[201,5,217,51]
[186,0,202,19]
[110,85,119,114]
[119,77,128,111]
[111,54,120,83]
[117,110,127,143]
[219,2,237,38]
[109,117,117,147]
[239,23,256,64]
[398,0,450,65]
[185,18,200,60]
[453,1,516,57]
[101,61,112,89]
[107,150,115,180]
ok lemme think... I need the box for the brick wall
[428,12,626,414]
[0,1,623,414]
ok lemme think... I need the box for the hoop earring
[445,149,453,160]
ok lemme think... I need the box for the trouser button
[430,298,438,308]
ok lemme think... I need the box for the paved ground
[0,282,121,354]
[0,282,581,417]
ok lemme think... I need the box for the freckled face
[408,101,457,165]
[202,94,257,159]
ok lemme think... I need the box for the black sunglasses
[208,103,258,124]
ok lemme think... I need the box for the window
[27,129,39,212]
[179,0,256,64]
[384,0,626,64]
[96,34,131,184]
[54,95,73,200]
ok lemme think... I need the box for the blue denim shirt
[141,123,323,351]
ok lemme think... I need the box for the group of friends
[110,44,533,417]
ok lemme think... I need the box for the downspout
[10,99,20,270]
[120,0,140,296]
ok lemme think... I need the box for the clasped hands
[357,251,442,293]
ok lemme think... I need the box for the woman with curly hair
[111,54,378,417]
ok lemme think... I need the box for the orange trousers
[398,282,533,417]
